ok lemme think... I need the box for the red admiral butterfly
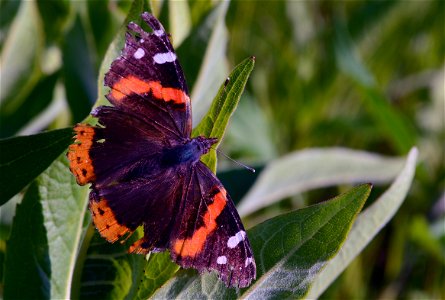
[67,12,256,288]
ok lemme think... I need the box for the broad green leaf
[192,56,255,172]
[307,147,418,298]
[0,0,43,112]
[0,128,73,205]
[152,184,371,299]
[238,148,406,216]
[3,154,89,299]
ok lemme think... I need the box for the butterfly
[67,12,256,288]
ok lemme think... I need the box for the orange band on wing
[129,238,150,255]
[90,197,131,243]
[173,188,227,258]
[109,75,189,106]
[67,125,96,185]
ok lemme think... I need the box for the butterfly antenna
[214,148,255,173]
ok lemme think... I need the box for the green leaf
[0,0,43,114]
[176,2,229,125]
[78,229,146,299]
[0,128,73,205]
[3,182,50,299]
[132,252,181,300]
[307,147,418,298]
[36,0,72,44]
[3,154,89,299]
[192,56,255,172]
[62,14,98,123]
[152,184,371,298]
[238,148,407,216]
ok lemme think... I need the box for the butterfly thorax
[161,136,218,167]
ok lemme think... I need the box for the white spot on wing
[154,29,164,37]
[245,256,254,267]
[227,230,246,249]
[134,48,145,59]
[216,255,227,265]
[153,51,176,64]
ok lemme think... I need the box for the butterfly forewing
[104,13,191,137]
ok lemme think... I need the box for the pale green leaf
[306,147,418,298]
[0,0,43,111]
[238,148,407,216]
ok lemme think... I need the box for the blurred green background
[0,0,443,299]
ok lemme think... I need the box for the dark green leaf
[0,128,73,204]
[79,229,146,300]
[3,182,51,299]
[192,56,255,172]
[62,14,98,123]
[37,0,72,44]
[87,0,116,61]
[152,184,371,298]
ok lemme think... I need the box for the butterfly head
[193,136,218,156]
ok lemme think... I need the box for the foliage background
[0,0,443,299]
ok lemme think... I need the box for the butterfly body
[67,12,256,288]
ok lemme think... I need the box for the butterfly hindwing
[170,162,256,288]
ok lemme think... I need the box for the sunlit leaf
[192,56,255,172]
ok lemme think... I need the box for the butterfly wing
[169,162,256,288]
[104,12,192,138]
[68,13,193,244]
[89,167,185,246]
